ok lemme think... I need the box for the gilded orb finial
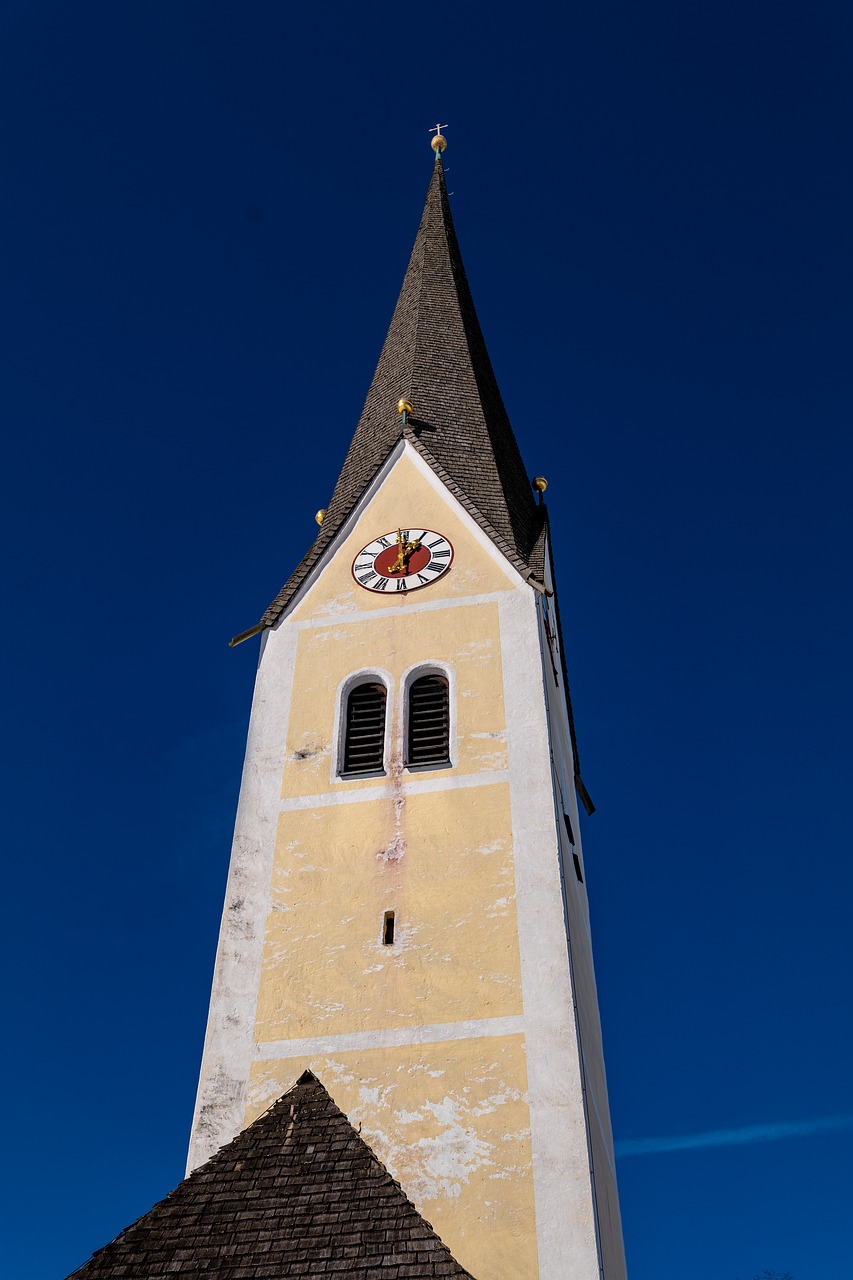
[315,508,327,526]
[532,476,549,494]
[398,398,413,416]
[429,122,448,154]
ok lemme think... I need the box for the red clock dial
[352,529,454,593]
[372,541,431,578]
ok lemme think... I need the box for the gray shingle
[67,1072,476,1280]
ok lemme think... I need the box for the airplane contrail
[615,1113,853,1157]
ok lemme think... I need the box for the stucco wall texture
[189,445,626,1279]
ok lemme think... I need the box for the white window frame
[398,660,456,774]
[333,668,394,781]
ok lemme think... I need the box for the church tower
[188,135,627,1280]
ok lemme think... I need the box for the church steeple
[190,134,626,1280]
[261,144,544,628]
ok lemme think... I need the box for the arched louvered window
[406,674,451,768]
[342,682,387,775]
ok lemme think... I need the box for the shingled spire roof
[259,152,544,629]
[68,1071,476,1280]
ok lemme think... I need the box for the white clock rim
[350,528,454,594]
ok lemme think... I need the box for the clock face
[352,528,454,594]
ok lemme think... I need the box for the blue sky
[1,2,851,1277]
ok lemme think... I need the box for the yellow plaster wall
[248,1035,538,1280]
[253,447,538,1275]
[281,602,507,798]
[257,785,521,1040]
[289,449,517,623]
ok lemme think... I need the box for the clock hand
[388,529,423,575]
[398,536,421,570]
[390,528,407,574]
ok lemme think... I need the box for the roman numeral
[431,549,451,558]
[356,572,378,586]
[416,574,430,585]
[374,577,389,590]
[400,530,410,541]
[426,537,443,549]
[395,578,407,591]
[377,536,391,548]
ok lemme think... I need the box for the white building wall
[536,533,628,1280]
[186,620,298,1171]
[498,583,603,1277]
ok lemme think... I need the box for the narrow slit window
[342,682,387,775]
[383,911,395,945]
[563,810,575,845]
[573,852,584,884]
[406,674,450,768]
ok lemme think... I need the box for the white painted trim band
[292,589,509,630]
[281,768,509,811]
[253,1014,525,1061]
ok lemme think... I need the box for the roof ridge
[403,425,537,578]
[408,160,432,406]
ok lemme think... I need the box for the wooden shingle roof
[68,1071,476,1280]
[259,153,544,629]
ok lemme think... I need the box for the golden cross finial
[429,122,448,153]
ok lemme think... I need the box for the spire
[260,140,543,628]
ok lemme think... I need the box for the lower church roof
[67,1071,475,1280]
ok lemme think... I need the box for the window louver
[343,683,387,774]
[407,675,450,767]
